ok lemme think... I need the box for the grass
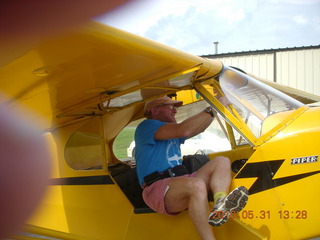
[113,127,136,159]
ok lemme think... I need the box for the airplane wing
[0,21,222,130]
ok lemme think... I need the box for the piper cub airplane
[1,21,319,240]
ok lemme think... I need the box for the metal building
[202,45,320,101]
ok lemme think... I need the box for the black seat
[113,166,154,213]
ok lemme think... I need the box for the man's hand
[218,96,231,107]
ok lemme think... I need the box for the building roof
[201,45,320,58]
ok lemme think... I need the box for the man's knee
[186,178,207,196]
[212,156,231,170]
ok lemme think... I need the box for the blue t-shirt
[135,119,186,186]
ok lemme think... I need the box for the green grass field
[113,127,136,159]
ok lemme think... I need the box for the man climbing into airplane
[135,96,248,240]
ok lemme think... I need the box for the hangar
[203,45,320,104]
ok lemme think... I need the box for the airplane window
[177,101,231,154]
[220,66,303,138]
[113,119,141,165]
[231,128,250,146]
[65,118,103,170]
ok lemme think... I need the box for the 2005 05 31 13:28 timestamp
[210,210,308,220]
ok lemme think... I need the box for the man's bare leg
[165,177,215,240]
[194,156,232,194]
[195,156,248,226]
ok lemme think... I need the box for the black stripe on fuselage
[49,175,114,185]
[235,160,320,194]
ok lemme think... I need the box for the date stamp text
[210,210,308,220]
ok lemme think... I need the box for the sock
[214,191,227,203]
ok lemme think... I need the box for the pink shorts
[142,172,197,216]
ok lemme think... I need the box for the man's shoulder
[138,119,166,128]
[136,119,168,138]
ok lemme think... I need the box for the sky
[97,0,320,56]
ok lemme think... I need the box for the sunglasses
[157,104,176,110]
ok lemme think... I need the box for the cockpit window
[219,67,303,137]
[113,119,141,165]
[65,117,103,170]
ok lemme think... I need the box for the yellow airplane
[1,21,319,240]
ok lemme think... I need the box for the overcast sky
[98,0,320,55]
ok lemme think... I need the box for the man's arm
[154,96,230,140]
[154,109,214,140]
